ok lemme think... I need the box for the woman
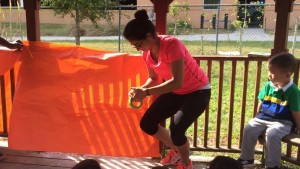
[124,9,211,169]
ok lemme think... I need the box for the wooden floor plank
[0,137,209,169]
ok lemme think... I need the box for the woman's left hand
[129,87,147,101]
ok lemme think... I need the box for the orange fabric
[0,41,159,157]
[0,48,21,134]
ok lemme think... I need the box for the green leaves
[43,0,117,23]
[42,0,118,45]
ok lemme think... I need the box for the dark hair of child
[208,156,242,169]
[268,52,297,73]
[72,159,101,169]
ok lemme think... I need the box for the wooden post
[271,0,294,55]
[24,0,41,41]
[151,0,174,35]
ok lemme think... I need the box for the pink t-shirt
[142,35,209,94]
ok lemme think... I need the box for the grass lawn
[43,39,300,58]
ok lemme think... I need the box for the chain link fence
[1,3,300,57]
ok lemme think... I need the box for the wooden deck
[0,137,209,169]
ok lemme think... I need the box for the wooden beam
[151,0,174,35]
[271,0,294,55]
[23,0,41,41]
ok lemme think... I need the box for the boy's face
[268,63,291,87]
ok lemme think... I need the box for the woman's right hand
[128,87,147,101]
[128,88,137,99]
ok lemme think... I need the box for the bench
[259,132,300,166]
[281,133,300,165]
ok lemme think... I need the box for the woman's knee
[140,117,158,135]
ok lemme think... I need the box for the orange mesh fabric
[0,41,159,157]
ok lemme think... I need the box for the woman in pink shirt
[124,10,211,169]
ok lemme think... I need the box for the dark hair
[268,52,297,73]
[123,9,156,40]
[209,156,242,169]
[72,159,101,169]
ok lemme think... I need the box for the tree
[43,0,118,45]
[169,1,190,35]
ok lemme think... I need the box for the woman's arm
[146,58,184,95]
[0,37,23,50]
[129,58,184,101]
[140,67,160,88]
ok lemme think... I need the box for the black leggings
[140,89,211,146]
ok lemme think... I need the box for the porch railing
[1,55,300,165]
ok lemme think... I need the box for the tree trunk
[75,8,80,46]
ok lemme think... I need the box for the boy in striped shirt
[238,52,300,169]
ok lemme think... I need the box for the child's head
[267,52,297,87]
[72,159,101,169]
[208,156,242,169]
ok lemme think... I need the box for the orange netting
[0,41,159,157]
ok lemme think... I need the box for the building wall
[139,0,300,30]
[1,0,300,31]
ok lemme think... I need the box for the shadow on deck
[0,137,209,169]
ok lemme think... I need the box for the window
[119,0,137,10]
[204,0,221,9]
[0,0,19,6]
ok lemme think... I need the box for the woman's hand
[8,40,23,50]
[128,87,147,101]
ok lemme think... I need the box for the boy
[238,52,300,169]
[0,37,23,160]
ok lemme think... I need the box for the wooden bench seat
[281,133,300,165]
[260,133,300,166]
[282,133,300,145]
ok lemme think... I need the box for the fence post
[212,14,216,29]
[200,14,204,29]
[118,7,121,52]
[224,13,228,29]
[264,17,267,31]
[292,21,299,55]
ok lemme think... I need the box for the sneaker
[0,153,3,160]
[237,158,255,167]
[160,149,181,166]
[176,160,193,169]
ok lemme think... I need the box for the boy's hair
[209,156,242,169]
[268,52,297,73]
[72,159,101,169]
